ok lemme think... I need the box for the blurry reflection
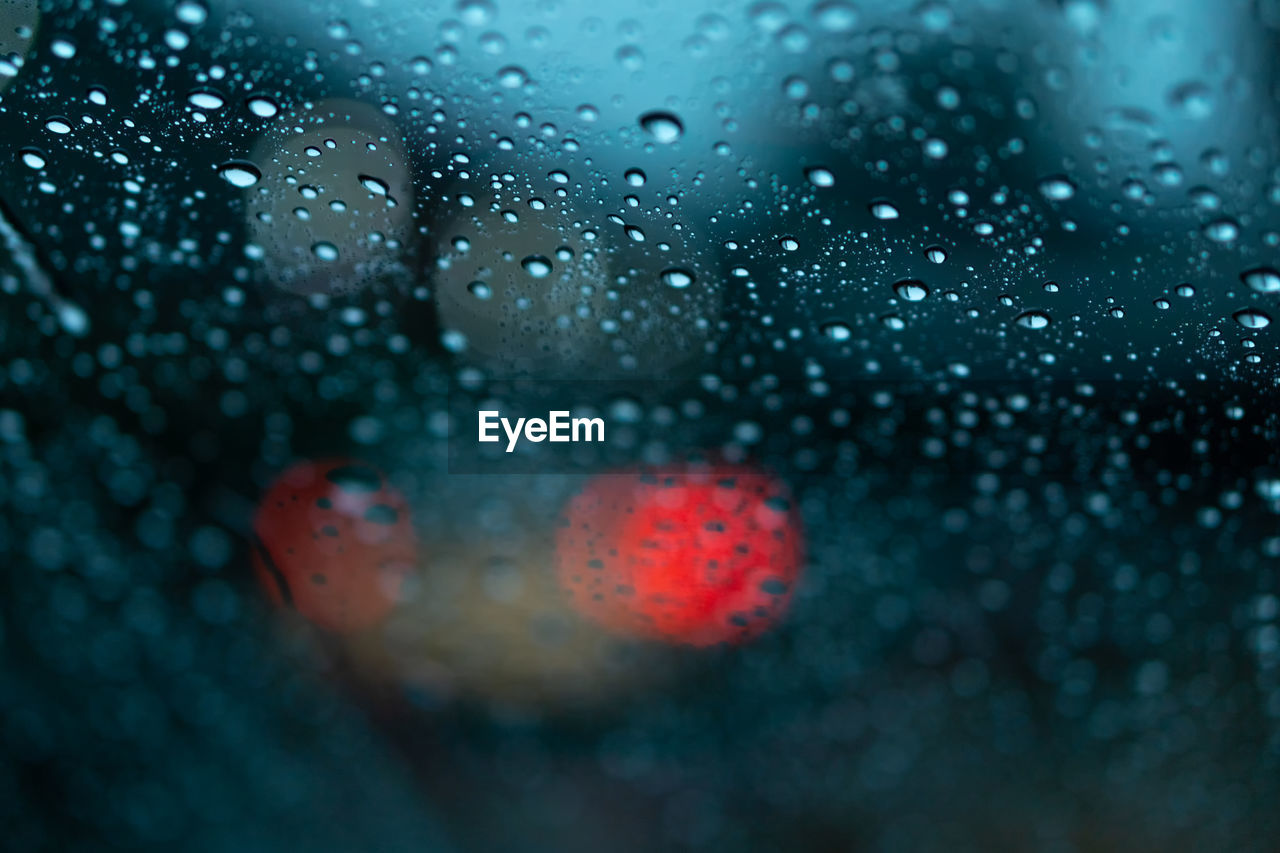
[430,172,722,379]
[245,98,414,296]
[342,476,673,711]
[0,0,37,95]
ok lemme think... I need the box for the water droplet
[805,166,834,188]
[821,321,852,341]
[19,148,45,170]
[188,90,225,110]
[217,160,261,188]
[1176,283,1196,298]
[616,45,645,71]
[1233,308,1271,329]
[924,245,947,264]
[246,95,279,118]
[457,0,496,25]
[1153,162,1183,187]
[869,200,899,220]
[881,315,906,331]
[441,329,468,353]
[922,137,949,159]
[1015,310,1051,329]
[1038,175,1077,200]
[624,168,646,187]
[497,65,528,88]
[57,302,89,336]
[312,241,339,262]
[893,279,929,302]
[50,38,77,60]
[661,268,695,289]
[917,1,954,32]
[812,0,858,32]
[175,1,209,25]
[1241,267,1280,294]
[359,174,390,196]
[45,117,71,135]
[1170,81,1214,119]
[779,236,799,251]
[639,111,683,144]
[1203,218,1240,243]
[467,281,491,300]
[521,255,552,277]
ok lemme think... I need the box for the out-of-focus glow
[252,459,418,633]
[432,177,722,378]
[432,181,620,375]
[556,462,806,647]
[245,98,414,296]
[343,517,670,710]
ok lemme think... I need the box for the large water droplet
[359,174,390,196]
[1203,218,1240,243]
[1233,308,1271,329]
[924,245,947,264]
[639,111,683,144]
[175,1,209,25]
[820,321,852,341]
[661,268,695,289]
[869,200,899,220]
[1169,81,1214,119]
[805,166,834,188]
[497,65,528,88]
[457,0,496,26]
[1016,310,1052,329]
[812,0,858,32]
[312,241,339,262]
[50,39,77,60]
[1241,267,1280,294]
[218,160,261,188]
[188,89,225,110]
[893,279,929,301]
[521,255,552,277]
[246,95,279,118]
[19,148,45,170]
[1038,176,1077,201]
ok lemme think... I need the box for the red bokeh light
[555,462,805,647]
[251,459,417,633]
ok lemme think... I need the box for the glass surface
[2,0,1280,850]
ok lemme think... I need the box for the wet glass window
[2,0,1280,849]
